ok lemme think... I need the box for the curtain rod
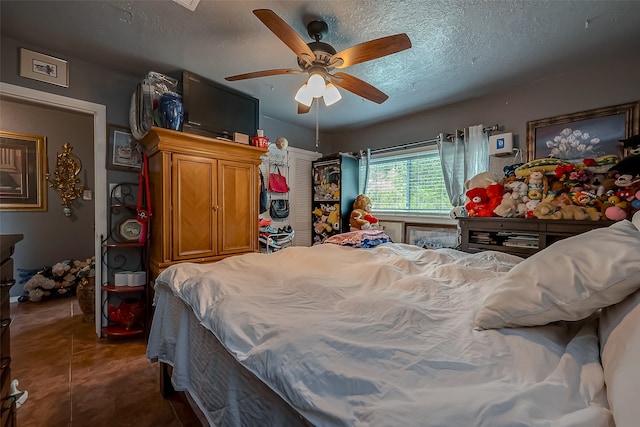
[366,124,502,155]
[368,135,442,155]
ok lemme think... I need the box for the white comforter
[154,243,613,427]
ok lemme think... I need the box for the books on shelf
[502,233,539,248]
[470,231,539,249]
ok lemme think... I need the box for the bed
[146,216,640,427]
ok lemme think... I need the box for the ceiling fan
[225,9,412,114]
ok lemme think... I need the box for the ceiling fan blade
[253,9,315,64]
[297,102,311,114]
[330,34,411,69]
[331,72,389,104]
[225,69,302,81]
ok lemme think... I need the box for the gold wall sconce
[46,143,84,216]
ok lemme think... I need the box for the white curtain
[466,124,490,182]
[438,125,490,207]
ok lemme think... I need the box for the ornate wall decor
[46,143,84,216]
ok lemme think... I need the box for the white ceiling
[2,1,640,132]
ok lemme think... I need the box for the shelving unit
[459,217,614,257]
[100,183,148,338]
[260,142,294,253]
[311,154,359,244]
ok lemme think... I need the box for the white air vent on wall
[172,0,200,11]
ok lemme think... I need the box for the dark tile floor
[9,297,202,426]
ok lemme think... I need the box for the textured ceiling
[1,0,640,132]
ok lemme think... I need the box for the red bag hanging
[269,167,289,193]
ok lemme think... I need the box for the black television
[181,70,259,141]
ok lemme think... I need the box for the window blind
[360,147,451,214]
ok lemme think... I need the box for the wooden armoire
[140,127,267,279]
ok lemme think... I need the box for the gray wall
[325,55,640,178]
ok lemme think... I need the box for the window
[359,146,451,215]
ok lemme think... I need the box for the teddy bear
[464,171,499,191]
[350,194,379,230]
[493,195,520,217]
[465,187,491,217]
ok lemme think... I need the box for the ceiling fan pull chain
[315,101,320,150]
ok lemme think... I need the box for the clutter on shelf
[461,148,640,221]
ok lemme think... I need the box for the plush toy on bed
[350,194,380,230]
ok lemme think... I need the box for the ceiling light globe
[294,84,313,107]
[307,74,326,98]
[323,83,342,106]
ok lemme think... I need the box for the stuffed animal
[533,201,563,220]
[533,201,600,221]
[485,183,504,213]
[327,204,340,231]
[558,204,601,221]
[525,169,549,199]
[506,181,528,202]
[493,195,520,217]
[350,194,379,230]
[464,171,499,191]
[465,187,491,217]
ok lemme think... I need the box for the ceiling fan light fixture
[307,73,326,98]
[323,83,341,106]
[294,84,313,107]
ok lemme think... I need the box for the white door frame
[0,82,107,337]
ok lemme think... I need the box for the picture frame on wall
[107,125,142,171]
[404,223,458,249]
[0,130,48,211]
[19,48,69,88]
[526,101,640,162]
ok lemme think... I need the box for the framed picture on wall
[0,130,48,211]
[404,223,458,249]
[526,101,640,162]
[107,125,142,171]
[19,48,69,88]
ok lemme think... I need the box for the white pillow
[475,220,640,329]
[599,288,640,427]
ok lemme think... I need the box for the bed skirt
[146,283,311,427]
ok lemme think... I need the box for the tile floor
[8,297,202,426]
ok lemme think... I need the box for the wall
[326,55,640,179]
[0,35,322,296]
[261,115,319,153]
[0,98,94,296]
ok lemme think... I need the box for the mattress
[147,243,613,427]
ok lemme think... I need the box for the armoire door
[217,160,257,255]
[172,153,217,260]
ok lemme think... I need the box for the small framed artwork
[526,101,639,162]
[107,125,142,171]
[19,48,69,87]
[0,130,48,211]
[404,223,458,249]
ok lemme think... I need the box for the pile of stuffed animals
[464,135,640,221]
